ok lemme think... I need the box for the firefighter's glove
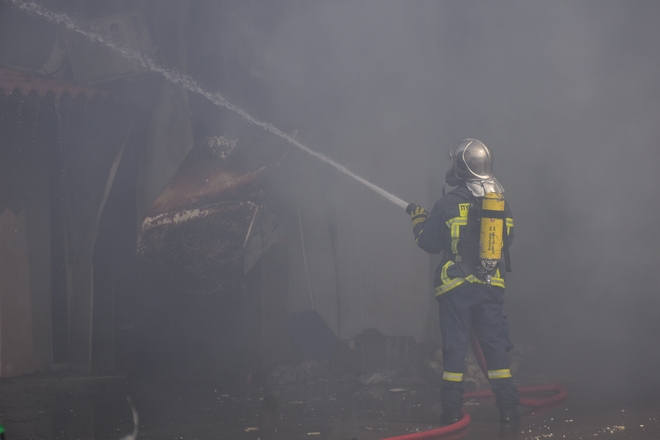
[407,204,428,227]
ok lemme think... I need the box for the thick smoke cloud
[6,0,657,392]
[192,0,660,393]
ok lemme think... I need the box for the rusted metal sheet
[137,135,287,295]
[0,66,110,98]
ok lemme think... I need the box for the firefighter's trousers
[437,281,519,413]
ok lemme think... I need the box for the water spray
[8,0,410,211]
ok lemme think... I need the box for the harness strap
[502,218,512,272]
[480,209,507,219]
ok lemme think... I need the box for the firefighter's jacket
[413,183,514,297]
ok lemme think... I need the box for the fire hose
[380,330,567,440]
[466,329,567,408]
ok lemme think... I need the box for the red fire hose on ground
[466,329,567,408]
[380,409,472,440]
[380,330,567,440]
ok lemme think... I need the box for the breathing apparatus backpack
[457,192,512,284]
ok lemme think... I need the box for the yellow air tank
[479,192,505,274]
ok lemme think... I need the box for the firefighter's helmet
[448,138,494,181]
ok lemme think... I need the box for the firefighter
[407,138,519,425]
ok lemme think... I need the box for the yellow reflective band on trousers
[435,261,505,296]
[443,371,464,382]
[488,369,512,379]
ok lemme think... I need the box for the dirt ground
[1,367,659,440]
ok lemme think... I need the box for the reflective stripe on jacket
[413,183,514,296]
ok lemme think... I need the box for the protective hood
[466,177,504,197]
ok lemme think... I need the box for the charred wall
[0,84,137,374]
[0,89,54,376]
